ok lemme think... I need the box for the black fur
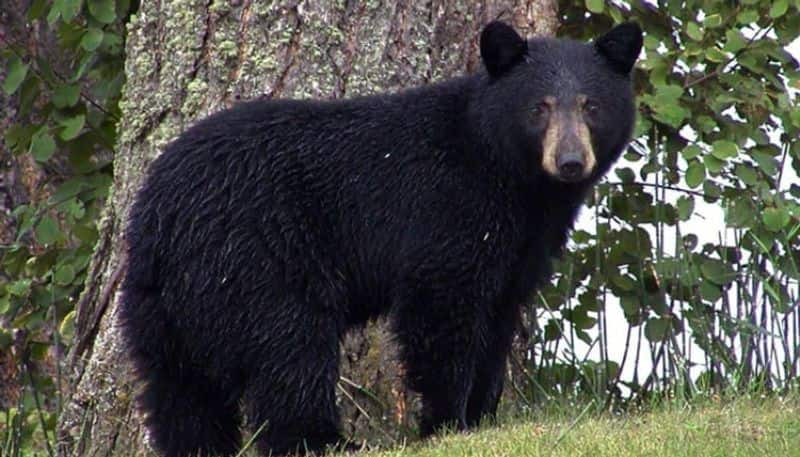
[595,22,643,74]
[120,22,641,457]
[480,21,527,77]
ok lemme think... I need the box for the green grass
[352,396,800,457]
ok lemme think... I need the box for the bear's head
[475,21,642,185]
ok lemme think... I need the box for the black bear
[120,21,642,457]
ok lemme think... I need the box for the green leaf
[544,319,561,341]
[29,341,48,360]
[686,22,704,41]
[711,140,739,160]
[645,317,670,342]
[685,162,706,188]
[18,76,40,116]
[59,114,85,140]
[0,324,9,345]
[15,206,36,238]
[682,145,702,160]
[696,115,717,133]
[29,128,56,162]
[677,196,694,221]
[54,264,76,285]
[7,279,32,297]
[764,280,790,312]
[643,35,660,50]
[611,272,637,292]
[572,230,591,244]
[605,360,620,379]
[585,0,604,13]
[2,57,29,95]
[734,164,759,187]
[751,150,779,176]
[737,9,759,24]
[568,307,596,330]
[699,281,722,302]
[700,259,736,286]
[579,292,601,311]
[724,30,747,53]
[575,329,592,345]
[81,27,105,51]
[763,207,790,232]
[35,215,61,245]
[769,0,789,18]
[790,107,800,128]
[60,310,76,341]
[703,155,725,174]
[52,84,81,108]
[50,178,88,203]
[703,13,723,28]
[727,198,756,228]
[59,0,82,21]
[102,31,122,50]
[28,0,49,20]
[646,84,690,128]
[47,0,61,23]
[655,84,682,99]
[74,224,98,243]
[619,295,641,321]
[88,0,116,23]
[60,198,86,219]
[654,103,690,127]
[703,181,721,202]
[705,47,728,63]
[646,59,668,86]
[608,6,623,23]
[70,54,93,82]
[615,167,635,183]
[5,123,34,153]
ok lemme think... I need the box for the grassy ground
[352,396,800,457]
[11,395,799,456]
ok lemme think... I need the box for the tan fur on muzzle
[541,95,596,179]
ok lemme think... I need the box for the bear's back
[124,81,498,306]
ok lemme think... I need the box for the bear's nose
[557,152,585,182]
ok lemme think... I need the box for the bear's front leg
[392,287,482,437]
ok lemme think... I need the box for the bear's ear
[595,22,643,74]
[480,21,527,78]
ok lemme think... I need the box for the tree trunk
[57,1,557,455]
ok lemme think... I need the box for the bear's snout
[556,151,585,182]
[540,101,597,182]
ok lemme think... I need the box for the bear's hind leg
[138,363,242,457]
[465,304,519,428]
[243,315,345,456]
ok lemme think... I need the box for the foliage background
[516,0,800,406]
[0,0,798,453]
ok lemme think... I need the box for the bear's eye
[530,102,550,118]
[583,100,600,115]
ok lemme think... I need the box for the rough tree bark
[57,1,558,455]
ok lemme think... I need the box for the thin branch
[604,181,710,199]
